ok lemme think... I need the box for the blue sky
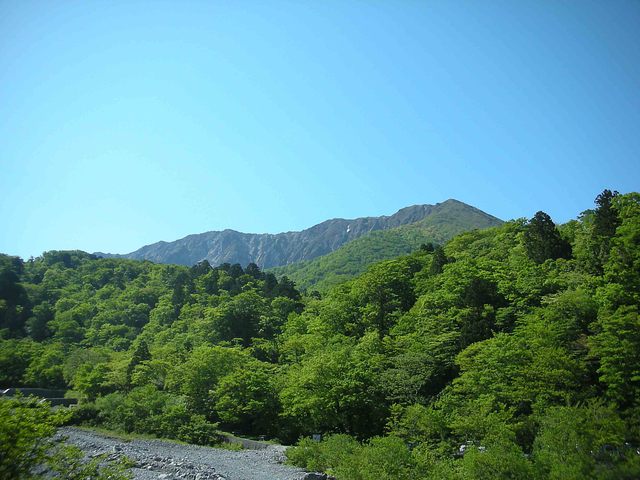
[1,1,639,259]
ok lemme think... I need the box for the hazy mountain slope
[269,200,503,292]
[97,200,500,269]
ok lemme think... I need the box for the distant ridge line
[95,199,502,269]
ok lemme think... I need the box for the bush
[286,437,324,471]
[288,434,415,480]
[457,436,533,480]
[336,436,414,480]
[0,396,64,478]
[159,398,221,445]
[533,402,640,480]
[0,396,130,479]
[69,401,100,425]
[93,387,220,445]
[287,434,360,473]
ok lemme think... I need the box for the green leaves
[0,396,131,479]
[288,434,415,480]
[523,211,571,264]
[280,333,387,438]
[203,290,267,346]
[0,396,62,478]
[590,306,640,409]
[173,345,248,417]
[533,402,638,480]
[214,362,279,434]
[2,190,640,480]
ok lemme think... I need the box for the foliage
[590,306,640,409]
[270,201,502,293]
[286,434,360,473]
[523,211,571,264]
[92,386,220,445]
[2,190,639,480]
[0,396,131,479]
[214,361,280,435]
[533,402,640,479]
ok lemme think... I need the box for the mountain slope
[97,200,501,269]
[269,200,503,292]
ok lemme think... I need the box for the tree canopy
[1,190,639,479]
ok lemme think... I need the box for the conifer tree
[523,211,571,263]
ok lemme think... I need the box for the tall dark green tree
[275,276,301,300]
[189,260,212,278]
[594,189,620,239]
[0,254,30,335]
[523,211,571,264]
[171,271,194,314]
[245,263,262,279]
[592,189,621,272]
[126,339,151,387]
[430,245,448,275]
[208,290,266,346]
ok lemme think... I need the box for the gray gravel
[56,427,307,480]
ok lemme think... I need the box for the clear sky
[1,1,639,259]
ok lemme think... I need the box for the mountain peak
[96,200,501,268]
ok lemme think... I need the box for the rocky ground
[56,427,310,480]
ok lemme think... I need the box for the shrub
[288,434,415,480]
[287,434,360,473]
[286,437,324,471]
[0,396,130,479]
[533,402,640,480]
[93,387,220,445]
[336,436,414,480]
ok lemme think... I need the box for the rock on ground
[56,427,307,480]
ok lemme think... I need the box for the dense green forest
[1,190,639,479]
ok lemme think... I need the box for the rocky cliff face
[97,200,501,268]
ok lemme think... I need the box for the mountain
[96,199,502,269]
[269,199,504,292]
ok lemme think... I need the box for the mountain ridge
[96,199,502,268]
[269,198,505,292]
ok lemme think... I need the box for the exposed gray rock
[302,474,327,480]
[56,427,306,480]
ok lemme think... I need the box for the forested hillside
[1,190,639,479]
[269,199,502,293]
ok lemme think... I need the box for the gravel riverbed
[56,427,308,480]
